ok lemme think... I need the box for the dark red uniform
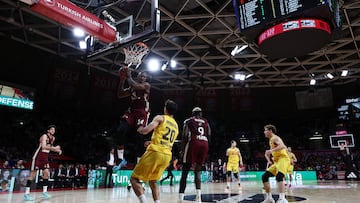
[122,88,150,128]
[182,116,210,165]
[31,134,54,170]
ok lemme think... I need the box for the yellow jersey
[269,134,289,161]
[288,152,296,165]
[227,147,240,164]
[147,115,179,155]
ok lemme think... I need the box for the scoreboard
[232,0,342,58]
[233,0,333,30]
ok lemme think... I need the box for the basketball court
[1,180,359,203]
[0,1,359,203]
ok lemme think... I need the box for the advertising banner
[87,169,212,187]
[31,0,117,43]
[87,169,316,188]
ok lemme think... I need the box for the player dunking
[24,125,62,201]
[178,107,211,203]
[117,66,151,162]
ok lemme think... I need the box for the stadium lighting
[147,59,160,72]
[326,73,334,79]
[310,79,316,85]
[161,62,168,71]
[232,72,252,81]
[309,136,323,140]
[79,41,87,49]
[73,27,85,37]
[234,73,246,81]
[341,70,348,77]
[231,45,248,56]
[239,139,249,143]
[246,74,254,79]
[170,60,177,68]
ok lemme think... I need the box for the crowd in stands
[1,103,360,189]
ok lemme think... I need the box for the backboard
[107,0,159,44]
[87,0,160,58]
[329,134,355,149]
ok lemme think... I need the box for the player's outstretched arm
[137,115,164,135]
[117,66,131,98]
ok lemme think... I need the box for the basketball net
[123,42,149,69]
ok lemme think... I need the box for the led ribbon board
[0,84,34,110]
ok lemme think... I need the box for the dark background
[1,38,359,165]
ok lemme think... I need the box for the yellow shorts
[267,156,290,176]
[226,162,239,173]
[131,150,171,182]
[287,165,294,174]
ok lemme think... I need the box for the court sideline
[1,180,359,203]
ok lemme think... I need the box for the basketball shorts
[32,151,50,170]
[122,109,149,129]
[226,162,239,173]
[267,156,290,176]
[184,140,209,166]
[131,150,171,182]
[287,164,294,174]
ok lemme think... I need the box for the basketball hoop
[339,143,347,151]
[123,42,149,68]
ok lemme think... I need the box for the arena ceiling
[0,0,359,91]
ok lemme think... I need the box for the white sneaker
[42,192,52,199]
[238,183,242,190]
[24,194,34,201]
[195,195,201,203]
[276,199,288,203]
[260,198,275,203]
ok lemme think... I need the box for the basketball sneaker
[41,192,52,199]
[260,198,275,203]
[276,199,288,203]
[24,194,34,201]
[238,183,242,190]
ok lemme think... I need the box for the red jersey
[184,116,210,142]
[182,116,210,165]
[129,88,150,111]
[31,134,54,170]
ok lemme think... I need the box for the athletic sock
[25,187,30,195]
[196,189,201,196]
[179,193,184,200]
[43,179,49,193]
[138,194,147,203]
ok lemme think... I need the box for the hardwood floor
[1,180,359,203]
